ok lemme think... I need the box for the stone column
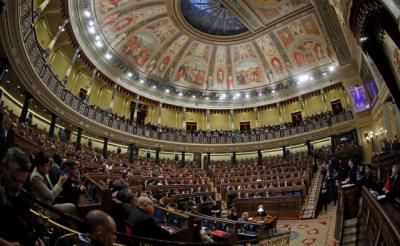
[182,107,187,131]
[48,113,57,138]
[277,103,282,123]
[103,137,108,159]
[382,102,394,141]
[109,84,117,112]
[158,103,162,130]
[75,127,82,150]
[257,150,262,165]
[181,151,185,167]
[254,107,259,128]
[19,92,32,123]
[47,18,70,54]
[64,48,80,85]
[230,109,234,130]
[128,144,136,164]
[133,95,140,124]
[85,69,97,104]
[206,109,210,130]
[155,147,160,165]
[320,89,328,111]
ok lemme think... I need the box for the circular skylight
[180,0,248,36]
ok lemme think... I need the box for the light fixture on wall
[365,131,374,143]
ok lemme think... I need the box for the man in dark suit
[345,160,357,184]
[0,147,37,246]
[128,196,173,240]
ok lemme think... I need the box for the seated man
[78,210,117,246]
[0,148,38,246]
[30,152,77,215]
[128,196,172,240]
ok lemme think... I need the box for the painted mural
[121,32,156,67]
[90,1,338,92]
[248,0,309,26]
[236,61,264,86]
[256,34,289,83]
[212,46,228,90]
[175,60,207,88]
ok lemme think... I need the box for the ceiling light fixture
[192,95,196,98]
[95,41,103,48]
[139,79,145,84]
[127,72,133,77]
[297,74,309,83]
[88,21,95,26]
[88,26,96,34]
[178,92,183,96]
[322,72,327,76]
[165,89,170,93]
[328,65,336,72]
[84,10,91,17]
[245,94,250,99]
[152,85,157,89]
[105,53,112,60]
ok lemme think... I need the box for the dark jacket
[387,175,400,201]
[128,208,172,240]
[0,180,35,246]
[348,165,357,184]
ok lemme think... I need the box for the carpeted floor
[276,203,337,246]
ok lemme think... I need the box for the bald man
[78,210,117,246]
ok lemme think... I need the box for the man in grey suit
[30,152,77,215]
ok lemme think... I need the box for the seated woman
[30,152,77,216]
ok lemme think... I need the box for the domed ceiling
[70,0,344,107]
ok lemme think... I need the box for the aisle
[276,202,338,246]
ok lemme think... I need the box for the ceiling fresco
[66,0,342,105]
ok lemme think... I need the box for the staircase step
[343,227,357,236]
[342,235,357,244]
[344,218,358,227]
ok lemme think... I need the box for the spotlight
[152,85,157,89]
[322,72,327,76]
[297,74,309,83]
[360,37,368,42]
[165,89,170,93]
[88,26,96,34]
[95,41,103,48]
[328,65,336,72]
[84,10,91,17]
[127,72,133,77]
[105,53,112,60]
[139,79,145,84]
[192,95,196,98]
[88,21,95,26]
[178,92,183,96]
[245,94,250,99]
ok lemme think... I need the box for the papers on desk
[377,195,386,200]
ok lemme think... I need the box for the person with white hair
[128,196,173,240]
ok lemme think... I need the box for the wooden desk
[358,186,400,245]
[233,195,303,219]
